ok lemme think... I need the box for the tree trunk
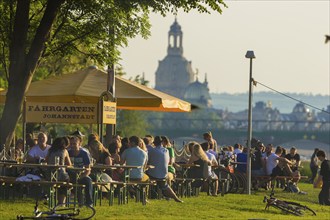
[0,0,64,151]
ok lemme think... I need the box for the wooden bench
[173,177,204,198]
[0,176,73,207]
[92,181,126,206]
[126,180,157,205]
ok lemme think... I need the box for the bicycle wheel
[217,168,234,194]
[272,203,303,216]
[53,203,96,220]
[234,172,247,194]
[284,201,317,216]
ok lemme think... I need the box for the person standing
[310,148,319,183]
[314,150,330,205]
[203,132,218,158]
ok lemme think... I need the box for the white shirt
[28,144,51,160]
[264,153,279,175]
[233,148,242,155]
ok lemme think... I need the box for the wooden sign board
[26,102,97,124]
[102,101,116,124]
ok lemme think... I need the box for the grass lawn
[0,183,329,219]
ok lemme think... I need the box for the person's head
[128,136,140,147]
[89,140,107,161]
[242,147,248,153]
[316,150,326,161]
[290,147,297,155]
[275,146,283,155]
[258,142,265,152]
[234,143,240,149]
[314,148,319,154]
[161,136,171,147]
[111,135,121,143]
[203,131,212,141]
[153,136,162,146]
[191,143,209,162]
[145,135,154,144]
[200,142,210,151]
[108,141,120,154]
[15,138,24,151]
[265,144,273,154]
[87,133,99,145]
[143,137,152,146]
[49,136,69,153]
[26,133,33,140]
[37,132,48,146]
[138,138,147,152]
[69,135,81,151]
[187,141,198,153]
[121,137,129,147]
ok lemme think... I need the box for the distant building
[223,101,329,131]
[154,18,212,108]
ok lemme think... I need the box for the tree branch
[26,0,64,77]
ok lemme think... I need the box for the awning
[0,66,191,112]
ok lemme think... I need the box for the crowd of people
[7,131,330,207]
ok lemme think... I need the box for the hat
[71,129,85,137]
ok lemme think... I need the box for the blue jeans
[78,176,93,206]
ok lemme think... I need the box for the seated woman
[187,143,211,188]
[201,142,219,196]
[109,140,123,181]
[45,136,72,204]
[88,140,112,182]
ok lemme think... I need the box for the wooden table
[177,163,200,178]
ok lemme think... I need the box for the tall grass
[300,161,312,181]
[1,183,329,219]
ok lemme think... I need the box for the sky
[119,1,330,96]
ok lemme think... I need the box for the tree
[0,0,226,150]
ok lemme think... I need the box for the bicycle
[263,193,316,216]
[17,194,96,220]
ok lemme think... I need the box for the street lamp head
[245,50,256,59]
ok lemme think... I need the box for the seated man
[68,136,93,206]
[285,147,301,172]
[270,146,301,188]
[121,136,149,182]
[26,132,51,163]
[147,136,183,202]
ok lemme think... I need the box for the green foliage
[116,109,150,137]
[0,0,226,74]
[0,0,227,148]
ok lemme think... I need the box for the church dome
[184,79,212,108]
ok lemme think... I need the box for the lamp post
[245,50,256,195]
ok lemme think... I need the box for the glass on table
[55,156,60,166]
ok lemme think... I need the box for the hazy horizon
[120,1,330,96]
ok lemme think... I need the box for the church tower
[155,18,195,99]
